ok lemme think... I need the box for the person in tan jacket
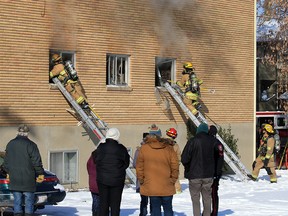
[136,133,179,216]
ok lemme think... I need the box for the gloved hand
[36,174,45,183]
[263,158,269,167]
[6,174,9,180]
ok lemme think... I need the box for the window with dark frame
[155,57,176,87]
[49,50,75,83]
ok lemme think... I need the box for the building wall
[0,1,255,188]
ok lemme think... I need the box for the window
[106,54,130,86]
[49,151,78,184]
[155,57,176,87]
[49,50,76,83]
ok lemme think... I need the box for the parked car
[0,151,66,211]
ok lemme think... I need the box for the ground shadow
[219,209,234,215]
[35,206,78,216]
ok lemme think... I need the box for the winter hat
[149,124,162,137]
[196,123,208,134]
[18,124,29,133]
[209,125,218,136]
[105,128,120,141]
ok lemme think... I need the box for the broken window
[106,54,129,86]
[155,57,176,87]
[49,50,75,83]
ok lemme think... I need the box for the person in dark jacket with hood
[181,123,215,216]
[94,128,130,216]
[209,125,224,216]
[3,124,44,216]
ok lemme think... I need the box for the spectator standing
[136,133,179,216]
[181,123,215,216]
[87,150,100,216]
[94,128,130,216]
[148,124,162,137]
[165,128,182,194]
[209,125,224,216]
[3,124,44,216]
[133,132,150,216]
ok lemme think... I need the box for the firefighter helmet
[166,128,177,139]
[183,62,193,70]
[263,124,274,134]
[51,54,62,64]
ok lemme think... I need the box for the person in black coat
[209,125,224,216]
[3,124,44,216]
[181,123,215,216]
[94,128,130,216]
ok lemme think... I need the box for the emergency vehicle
[256,111,288,169]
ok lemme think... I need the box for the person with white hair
[94,128,130,216]
[3,124,44,216]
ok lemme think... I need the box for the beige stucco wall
[0,120,254,189]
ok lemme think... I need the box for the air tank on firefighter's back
[64,60,78,81]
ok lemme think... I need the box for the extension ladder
[163,81,250,181]
[52,77,137,185]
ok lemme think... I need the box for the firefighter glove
[263,158,269,167]
[36,174,45,183]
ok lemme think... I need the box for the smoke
[150,0,194,57]
[48,0,77,50]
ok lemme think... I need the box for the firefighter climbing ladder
[52,77,137,185]
[163,81,250,181]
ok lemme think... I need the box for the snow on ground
[4,169,288,216]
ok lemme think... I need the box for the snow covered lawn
[4,169,288,216]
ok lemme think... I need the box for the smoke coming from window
[149,0,195,57]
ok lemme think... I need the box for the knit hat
[196,123,208,134]
[149,124,162,137]
[18,124,29,133]
[209,125,217,136]
[105,128,120,141]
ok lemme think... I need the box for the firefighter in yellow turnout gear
[49,54,89,109]
[176,62,203,115]
[248,124,277,183]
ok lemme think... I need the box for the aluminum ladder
[52,77,137,185]
[163,81,250,181]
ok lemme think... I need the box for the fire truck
[256,111,288,169]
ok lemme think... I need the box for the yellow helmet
[183,62,193,70]
[51,54,62,64]
[263,124,274,134]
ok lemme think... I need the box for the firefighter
[49,54,89,109]
[248,124,277,183]
[165,128,182,194]
[176,62,203,115]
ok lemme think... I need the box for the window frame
[48,150,79,184]
[106,53,131,89]
[49,50,76,84]
[155,57,176,87]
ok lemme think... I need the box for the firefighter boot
[247,174,257,181]
[81,101,89,110]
